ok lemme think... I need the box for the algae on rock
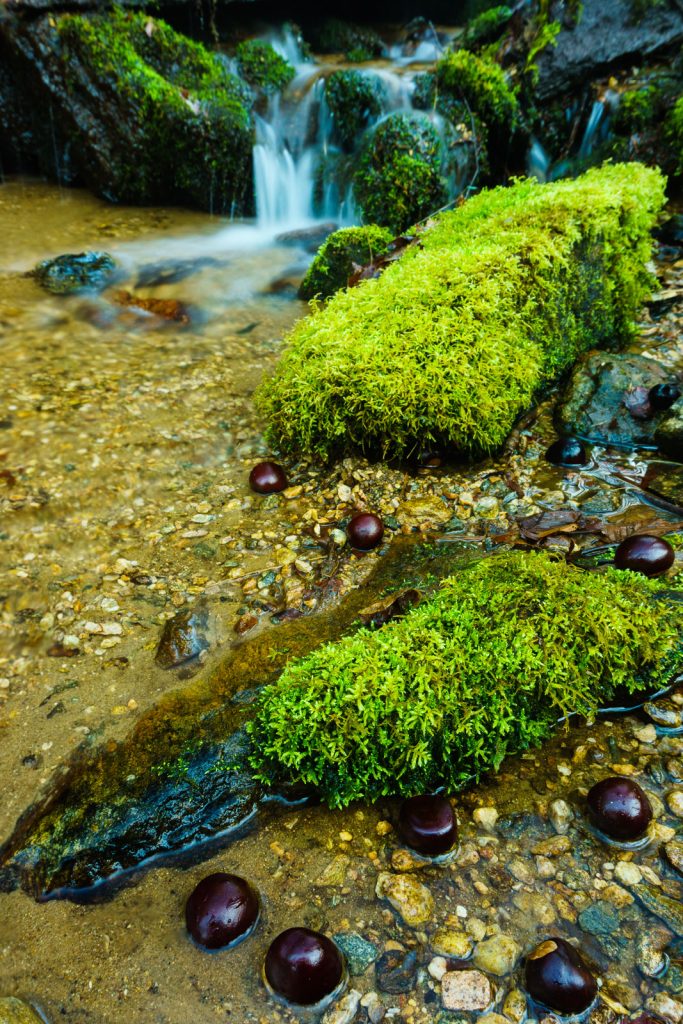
[235,39,295,94]
[249,550,683,807]
[258,163,665,461]
[299,225,394,300]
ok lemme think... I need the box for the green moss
[325,70,385,150]
[258,163,664,461]
[56,9,253,211]
[462,5,513,50]
[235,39,295,94]
[307,18,384,62]
[667,96,683,174]
[613,85,661,135]
[248,549,683,806]
[299,225,394,301]
[352,113,448,234]
[435,49,519,131]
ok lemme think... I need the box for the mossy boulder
[353,112,449,234]
[258,163,665,462]
[235,39,295,94]
[435,49,519,131]
[299,225,393,301]
[0,9,254,212]
[249,549,683,807]
[305,18,385,62]
[325,69,385,150]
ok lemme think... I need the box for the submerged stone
[333,932,379,976]
[155,603,209,669]
[258,165,665,462]
[0,999,46,1024]
[375,949,418,993]
[33,251,116,295]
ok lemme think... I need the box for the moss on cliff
[299,225,394,300]
[257,163,664,462]
[51,10,253,210]
[249,549,683,806]
[235,39,295,94]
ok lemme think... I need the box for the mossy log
[0,9,254,212]
[249,550,683,807]
[258,163,665,461]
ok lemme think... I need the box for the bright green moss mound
[235,39,295,94]
[325,70,385,150]
[258,163,665,461]
[249,550,683,806]
[435,49,519,131]
[299,225,393,301]
[353,113,448,235]
[56,10,253,210]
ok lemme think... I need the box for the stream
[2,25,683,1024]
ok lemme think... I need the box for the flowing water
[1,26,683,1024]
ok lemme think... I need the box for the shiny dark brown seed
[398,794,458,856]
[347,512,384,550]
[545,437,587,467]
[649,383,681,411]
[265,927,344,1006]
[185,873,259,950]
[249,461,288,494]
[525,937,597,1014]
[586,776,653,841]
[614,534,674,577]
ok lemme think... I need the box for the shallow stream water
[1,171,683,1023]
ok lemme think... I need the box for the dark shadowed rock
[33,252,116,294]
[155,603,210,669]
[536,0,683,101]
[656,406,683,462]
[558,351,674,448]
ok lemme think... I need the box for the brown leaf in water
[359,588,422,628]
[113,290,190,324]
[598,518,683,545]
[518,509,602,542]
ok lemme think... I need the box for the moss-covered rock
[299,225,393,301]
[0,9,254,212]
[352,112,449,234]
[462,5,514,50]
[435,49,519,132]
[258,163,664,462]
[306,18,385,62]
[249,549,683,806]
[325,69,385,150]
[235,39,295,94]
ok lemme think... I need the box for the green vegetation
[249,550,683,806]
[435,49,519,131]
[667,96,683,174]
[299,225,393,301]
[258,163,664,461]
[325,70,385,149]
[55,10,253,210]
[307,18,384,62]
[353,113,448,234]
[462,5,513,50]
[235,39,295,94]
[613,85,662,135]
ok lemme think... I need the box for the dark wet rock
[32,251,116,295]
[578,900,620,936]
[334,931,380,975]
[0,10,254,213]
[155,603,209,669]
[644,699,682,729]
[558,351,672,448]
[656,406,683,462]
[275,223,338,252]
[535,0,683,100]
[375,949,418,994]
[135,256,223,288]
[656,215,683,247]
[304,18,385,61]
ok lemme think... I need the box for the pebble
[322,989,361,1024]
[473,807,499,832]
[667,791,683,818]
[646,994,683,1023]
[333,932,379,975]
[317,855,350,886]
[431,928,473,958]
[473,934,521,976]
[375,949,418,993]
[666,841,683,876]
[578,900,620,935]
[549,799,573,834]
[441,970,492,1011]
[360,992,385,1024]
[429,956,448,981]
[635,724,658,744]
[375,872,434,926]
[0,999,45,1024]
[636,926,672,978]
[532,835,571,856]
[645,700,682,729]
[614,861,642,886]
[633,884,683,936]
[503,988,528,1022]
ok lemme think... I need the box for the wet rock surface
[32,251,116,294]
